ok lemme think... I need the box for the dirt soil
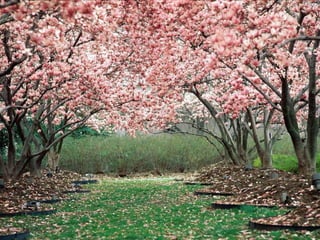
[190,163,320,227]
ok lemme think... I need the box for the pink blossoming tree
[115,0,320,175]
[0,0,179,179]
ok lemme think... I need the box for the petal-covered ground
[0,170,82,214]
[1,165,319,234]
[0,170,88,237]
[191,164,320,228]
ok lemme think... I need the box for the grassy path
[1,177,319,239]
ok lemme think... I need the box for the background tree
[2,0,319,178]
[114,0,283,168]
[0,1,180,180]
[116,0,320,175]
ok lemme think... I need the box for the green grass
[59,134,219,174]
[253,154,320,172]
[59,133,320,174]
[1,178,319,239]
[253,154,298,172]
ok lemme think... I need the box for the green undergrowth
[1,178,319,239]
[60,134,218,174]
[253,154,320,173]
[59,133,320,175]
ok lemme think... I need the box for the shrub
[60,133,219,174]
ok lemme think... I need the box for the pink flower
[79,3,93,15]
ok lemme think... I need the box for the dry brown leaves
[192,164,320,227]
[0,169,82,214]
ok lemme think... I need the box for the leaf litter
[190,164,320,228]
[0,169,84,236]
[0,166,320,238]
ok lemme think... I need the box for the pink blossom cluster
[1,0,319,135]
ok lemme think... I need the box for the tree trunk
[303,32,319,175]
[29,158,42,177]
[261,151,273,169]
[29,151,47,177]
[47,149,60,171]
[281,93,316,175]
[291,139,313,175]
[190,88,249,165]
[282,30,319,176]
[247,108,274,169]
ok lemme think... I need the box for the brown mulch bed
[0,227,30,239]
[0,169,93,236]
[1,166,320,232]
[0,169,84,215]
[190,164,320,228]
[250,199,320,227]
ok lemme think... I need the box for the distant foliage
[70,126,111,139]
[0,130,7,155]
[60,134,219,174]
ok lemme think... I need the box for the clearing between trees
[0,166,320,239]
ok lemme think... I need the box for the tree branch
[249,66,282,98]
[0,13,13,25]
[0,55,27,77]
[280,35,320,48]
[0,0,20,8]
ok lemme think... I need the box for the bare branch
[0,13,13,25]
[38,98,71,123]
[260,0,280,14]
[249,66,282,98]
[104,51,134,77]
[2,29,12,61]
[280,35,320,48]
[241,73,282,111]
[0,55,27,77]
[0,0,20,8]
[66,28,82,61]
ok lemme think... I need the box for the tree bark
[47,149,60,171]
[190,86,249,165]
